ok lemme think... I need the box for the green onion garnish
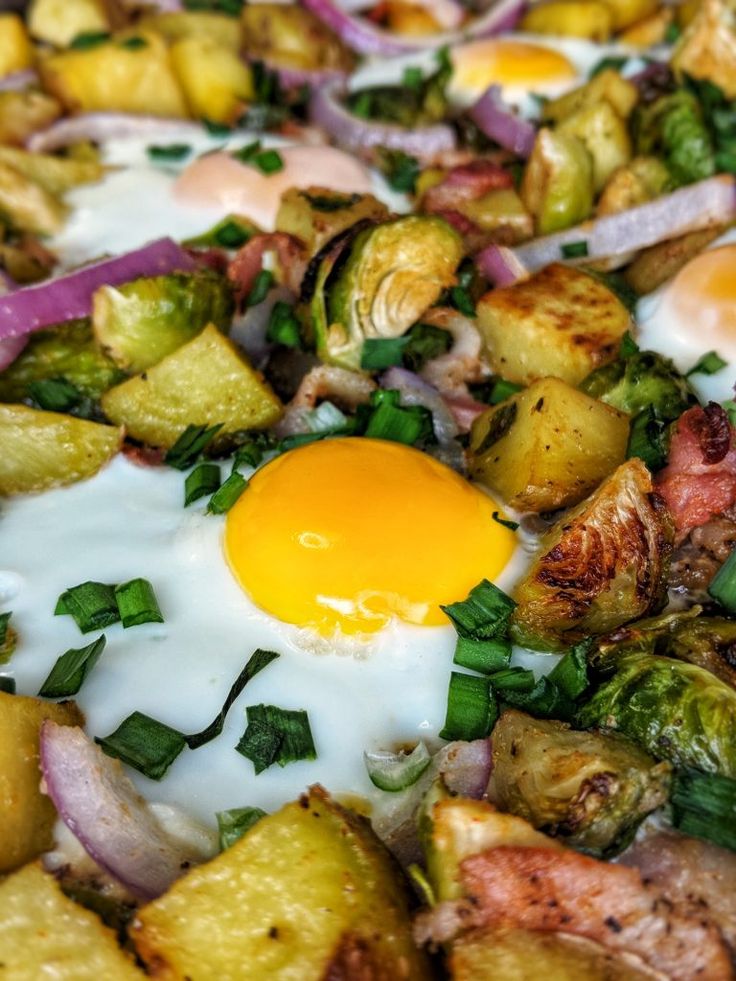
[453,635,511,675]
[449,285,475,317]
[147,143,192,163]
[492,511,519,531]
[236,718,282,774]
[401,323,452,373]
[0,677,15,694]
[0,611,11,649]
[402,65,424,91]
[119,35,148,49]
[246,269,273,307]
[231,142,284,174]
[202,117,233,137]
[548,640,590,700]
[184,462,221,507]
[671,769,736,852]
[687,350,728,377]
[38,635,106,699]
[216,806,266,851]
[97,711,187,780]
[114,579,164,629]
[0,612,15,664]
[380,149,420,193]
[488,666,536,693]
[305,401,349,435]
[207,471,248,514]
[619,331,640,358]
[232,434,274,470]
[165,423,223,470]
[664,21,682,43]
[266,301,301,348]
[589,55,629,78]
[561,240,589,259]
[360,337,408,371]
[28,377,83,412]
[440,671,497,741]
[183,215,259,250]
[723,399,736,427]
[362,389,433,446]
[709,549,736,612]
[488,378,524,405]
[627,405,668,471]
[55,582,119,634]
[236,704,316,773]
[69,31,110,49]
[185,649,279,750]
[364,742,431,792]
[441,578,516,641]
[502,675,572,719]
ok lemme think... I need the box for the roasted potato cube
[624,225,724,294]
[170,36,254,125]
[0,160,66,235]
[476,264,632,386]
[0,863,143,978]
[39,31,188,119]
[542,69,639,124]
[137,11,240,50]
[241,3,354,72]
[520,128,594,234]
[677,0,700,28]
[275,186,390,257]
[557,101,632,192]
[0,14,33,78]
[385,1,443,34]
[0,693,83,872]
[101,323,282,449]
[0,90,62,147]
[0,404,122,494]
[671,0,736,99]
[469,378,629,512]
[596,155,670,216]
[0,146,104,195]
[458,187,534,244]
[600,0,658,29]
[28,0,116,47]
[618,5,674,45]
[520,0,613,40]
[132,787,430,980]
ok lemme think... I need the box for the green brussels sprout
[489,709,671,856]
[633,89,715,187]
[0,319,124,404]
[511,459,674,652]
[345,51,451,127]
[92,269,235,373]
[313,215,464,370]
[577,652,736,777]
[579,350,699,423]
[520,128,594,234]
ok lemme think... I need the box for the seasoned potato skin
[0,90,61,147]
[520,0,613,40]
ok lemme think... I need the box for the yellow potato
[0,90,61,147]
[618,6,674,45]
[0,160,66,235]
[557,100,632,192]
[170,36,253,125]
[601,0,659,30]
[28,0,119,47]
[137,11,241,50]
[521,0,613,40]
[542,68,639,124]
[0,14,33,78]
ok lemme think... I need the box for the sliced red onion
[469,85,536,158]
[248,58,347,91]
[303,0,524,55]
[476,242,530,285]
[27,113,203,154]
[439,738,493,798]
[382,366,460,445]
[0,69,38,93]
[0,238,196,341]
[310,80,456,157]
[40,722,188,901]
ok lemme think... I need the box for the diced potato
[0,14,33,78]
[0,403,122,494]
[624,226,724,294]
[469,378,629,512]
[137,11,241,51]
[618,5,673,45]
[132,787,430,980]
[542,69,639,124]
[275,186,390,257]
[0,146,104,195]
[101,323,282,449]
[385,1,443,34]
[39,31,188,119]
[520,128,594,235]
[676,0,700,28]
[521,0,613,40]
[170,36,253,125]
[600,0,658,30]
[458,188,534,244]
[557,100,632,192]
[241,3,353,72]
[596,155,670,216]
[0,863,143,978]
[0,693,83,872]
[28,0,119,47]
[476,264,631,386]
[0,160,66,235]
[671,0,736,99]
[0,236,56,284]
[0,90,62,147]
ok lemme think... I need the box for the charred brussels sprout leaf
[511,459,674,652]
[578,653,736,777]
[633,89,715,187]
[490,709,671,856]
[579,350,698,424]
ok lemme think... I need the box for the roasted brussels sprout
[511,459,674,651]
[314,215,463,370]
[345,53,451,127]
[597,155,671,217]
[633,89,715,187]
[579,350,699,424]
[520,128,594,235]
[489,709,671,856]
[240,3,354,73]
[557,101,632,193]
[578,652,736,776]
[542,69,639,126]
[275,187,389,259]
[92,270,234,373]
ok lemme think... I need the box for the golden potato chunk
[557,101,632,192]
[618,6,674,45]
[132,787,430,980]
[624,226,724,294]
[596,155,670,217]
[0,90,62,147]
[521,0,613,40]
[469,377,629,512]
[0,160,66,235]
[170,36,254,125]
[101,323,282,449]
[671,0,736,98]
[0,146,104,195]
[0,863,143,979]
[28,0,116,47]
[0,404,122,495]
[476,264,632,386]
[275,185,390,257]
[138,11,241,50]
[0,693,83,873]
[39,31,188,119]
[542,69,639,125]
[241,3,353,72]
[600,0,658,30]
[0,14,33,78]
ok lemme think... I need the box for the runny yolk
[450,39,578,100]
[667,244,736,356]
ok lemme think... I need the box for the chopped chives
[561,240,589,259]
[185,649,280,750]
[69,31,110,49]
[183,215,259,250]
[619,331,640,358]
[0,611,10,648]
[147,143,192,163]
[207,472,248,514]
[453,635,511,675]
[687,350,727,377]
[236,718,281,774]
[216,806,267,850]
[119,35,147,49]
[502,675,572,719]
[38,635,106,699]
[231,142,284,175]
[364,742,431,792]
[709,549,736,613]
[627,406,668,471]
[55,582,119,634]
[449,285,475,317]
[305,401,348,435]
[439,672,497,741]
[266,301,301,347]
[202,118,233,137]
[723,399,736,427]
[114,579,164,629]
[441,578,516,641]
[492,511,519,532]
[165,423,223,470]
[28,377,83,412]
[671,769,736,852]
[237,704,316,773]
[362,390,433,446]
[97,712,186,781]
[184,462,221,507]
[401,323,452,373]
[488,666,536,693]
[548,640,590,700]
[360,337,408,370]
[232,434,274,470]
[402,65,424,91]
[489,378,523,405]
[0,612,14,665]
[0,676,15,694]
[246,269,274,307]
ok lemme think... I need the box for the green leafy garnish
[114,579,164,629]
[55,582,119,634]
[97,712,186,780]
[439,672,497,740]
[687,350,727,376]
[28,377,84,413]
[207,472,248,514]
[236,704,316,773]
[216,807,266,850]
[246,269,273,307]
[147,144,192,163]
[561,240,589,259]
[69,31,110,50]
[231,141,284,174]
[184,462,221,506]
[266,301,301,347]
[164,423,223,470]
[38,636,106,699]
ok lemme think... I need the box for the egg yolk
[666,244,736,357]
[449,39,578,100]
[225,437,516,637]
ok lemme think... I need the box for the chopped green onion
[619,331,640,358]
[589,55,629,78]
[439,671,497,741]
[561,240,589,259]
[709,548,736,613]
[69,31,110,49]
[664,21,682,43]
[119,35,147,49]
[549,640,590,700]
[401,323,452,373]
[627,405,668,471]
[379,149,420,193]
[671,769,736,852]
[502,675,572,719]
[453,635,511,675]
[277,431,328,453]
[231,141,284,174]
[232,434,274,470]
[402,66,424,91]
[360,337,408,371]
[183,215,259,250]
[364,742,431,792]
[488,666,535,693]
[165,423,223,470]
[246,269,273,307]
[202,117,233,137]
[28,377,83,412]
[38,635,106,699]
[0,677,15,694]
[441,578,516,641]
[723,399,736,427]
[237,703,316,773]
[0,612,10,648]
[114,579,164,629]
[305,401,349,435]
[147,143,192,163]
[207,471,248,514]
[449,285,475,317]
[97,712,186,780]
[362,389,433,446]
[687,350,728,377]
[266,301,301,347]
[184,463,221,507]
[0,612,15,664]
[299,191,361,212]
[185,649,279,750]
[470,377,524,406]
[492,511,519,532]
[216,806,266,850]
[55,582,119,634]
[236,718,282,774]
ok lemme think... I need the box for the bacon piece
[656,403,736,539]
[227,233,306,306]
[457,845,732,980]
[421,160,513,216]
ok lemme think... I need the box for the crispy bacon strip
[421,160,513,215]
